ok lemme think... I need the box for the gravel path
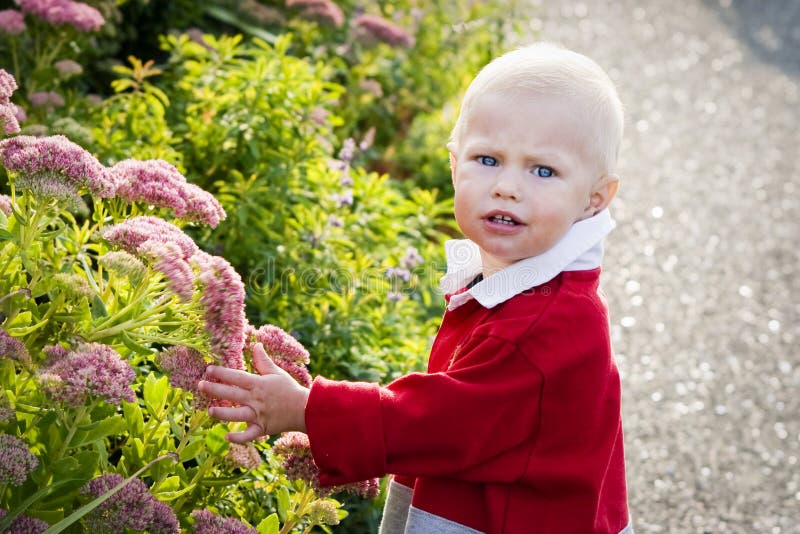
[514,1,800,532]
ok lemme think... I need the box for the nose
[490,169,521,201]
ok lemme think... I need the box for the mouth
[484,211,522,226]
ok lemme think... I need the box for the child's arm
[198,343,309,443]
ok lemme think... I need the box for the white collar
[440,209,616,310]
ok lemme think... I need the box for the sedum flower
[0,103,20,135]
[192,252,247,370]
[224,443,263,470]
[247,324,311,387]
[286,0,344,27]
[19,0,105,32]
[54,59,83,79]
[157,346,208,394]
[354,14,415,48]
[110,159,225,228]
[29,90,65,110]
[0,69,20,135]
[0,135,117,201]
[0,434,39,486]
[0,395,14,421]
[190,509,258,534]
[52,272,93,299]
[98,251,146,284]
[0,9,26,35]
[0,509,49,534]
[138,239,195,301]
[0,69,18,102]
[0,194,12,216]
[99,216,199,260]
[0,328,30,365]
[38,342,135,406]
[81,473,179,534]
[273,432,380,499]
[309,499,340,525]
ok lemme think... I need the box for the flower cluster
[0,135,117,201]
[138,239,195,301]
[157,346,208,394]
[0,69,20,135]
[224,443,263,470]
[0,433,38,486]
[0,509,48,534]
[355,14,415,48]
[29,91,65,111]
[191,509,258,534]
[247,324,311,387]
[111,159,226,228]
[81,474,179,534]
[100,216,199,260]
[193,252,247,370]
[51,272,92,299]
[38,342,136,406]
[0,328,30,365]
[98,251,146,283]
[0,9,26,35]
[19,0,105,32]
[309,500,340,526]
[54,59,83,79]
[272,432,379,499]
[286,0,344,27]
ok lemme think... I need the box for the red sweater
[305,268,629,533]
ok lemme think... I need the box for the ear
[446,142,458,186]
[584,174,619,216]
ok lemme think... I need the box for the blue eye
[478,156,498,166]
[534,166,554,178]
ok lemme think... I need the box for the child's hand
[199,343,310,443]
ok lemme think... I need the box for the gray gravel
[513,1,800,532]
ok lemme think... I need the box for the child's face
[449,91,617,275]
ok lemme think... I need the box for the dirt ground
[513,1,799,532]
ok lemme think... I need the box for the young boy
[200,42,632,534]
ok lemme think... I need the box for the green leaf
[143,373,168,417]
[0,229,13,242]
[70,415,126,448]
[204,424,230,456]
[0,479,78,532]
[256,513,279,534]
[178,438,204,462]
[122,401,144,436]
[120,331,153,356]
[276,486,290,522]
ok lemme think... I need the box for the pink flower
[138,239,195,300]
[29,90,65,110]
[286,0,344,27]
[401,246,423,268]
[192,252,247,370]
[0,69,18,102]
[191,509,258,534]
[111,159,225,228]
[99,216,199,260]
[247,324,311,387]
[0,135,117,200]
[19,0,104,32]
[0,104,20,135]
[81,474,179,534]
[0,9,26,35]
[0,328,30,364]
[11,103,26,123]
[273,432,379,498]
[0,434,38,486]
[38,342,135,406]
[54,59,83,78]
[0,509,49,534]
[224,443,263,470]
[157,346,208,393]
[354,14,415,48]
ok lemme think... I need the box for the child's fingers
[252,343,282,376]
[207,404,255,423]
[203,365,258,388]
[226,424,265,444]
[198,380,251,404]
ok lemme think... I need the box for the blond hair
[450,42,624,174]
